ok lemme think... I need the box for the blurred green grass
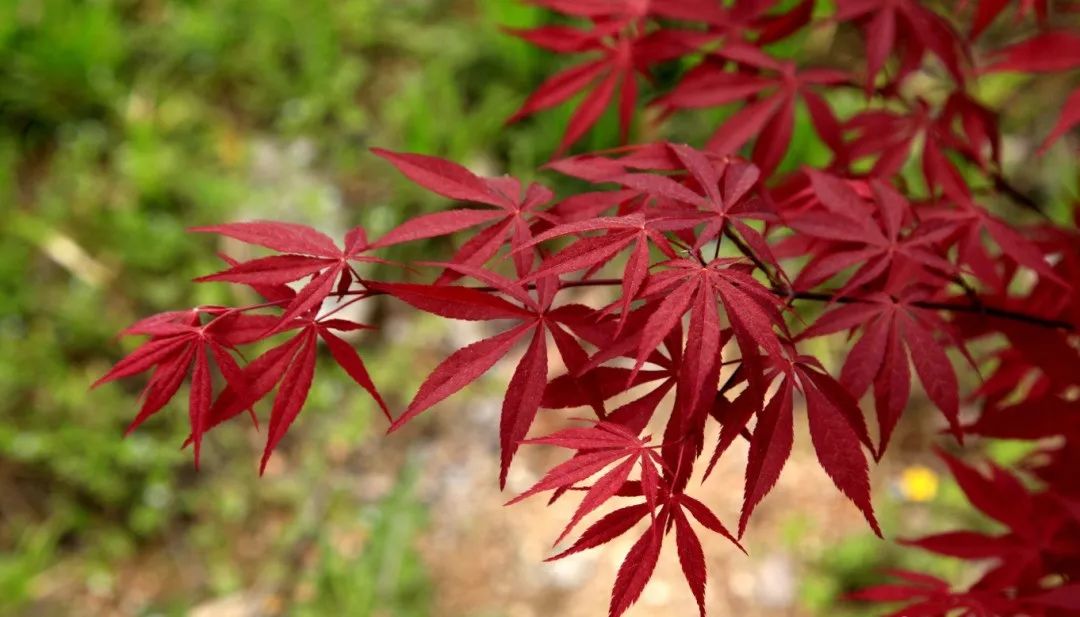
[0,1,563,614]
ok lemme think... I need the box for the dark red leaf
[392,323,533,431]
[191,221,339,258]
[610,524,662,617]
[499,328,549,487]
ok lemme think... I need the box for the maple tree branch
[723,226,785,290]
[990,172,1049,220]
[350,278,628,297]
[348,278,1075,331]
[776,289,1076,331]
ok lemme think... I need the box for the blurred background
[1,1,1076,616]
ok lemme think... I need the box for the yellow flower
[900,465,939,502]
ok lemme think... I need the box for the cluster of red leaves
[850,208,1080,616]
[851,447,1080,616]
[97,1,1080,616]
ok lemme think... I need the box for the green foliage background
[0,1,562,614]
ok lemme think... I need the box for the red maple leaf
[733,349,880,537]
[799,287,966,454]
[856,450,1080,617]
[94,5,1080,617]
[786,171,957,295]
[192,221,388,329]
[968,0,1050,39]
[613,143,774,254]
[185,311,388,472]
[835,0,968,86]
[919,197,1066,290]
[845,98,991,203]
[95,307,254,467]
[982,30,1080,151]
[372,149,557,279]
[508,20,715,153]
[507,422,664,541]
[657,42,850,174]
[375,266,606,486]
[513,420,741,617]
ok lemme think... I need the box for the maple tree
[95,0,1080,615]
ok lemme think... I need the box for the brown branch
[722,226,786,291]
[776,289,1075,331]
[349,277,627,298]
[347,277,1076,331]
[991,173,1050,220]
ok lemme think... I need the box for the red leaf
[203,333,308,433]
[509,60,607,124]
[499,328,549,487]
[660,69,772,109]
[741,380,794,536]
[509,448,637,505]
[542,367,668,410]
[188,347,213,469]
[802,366,876,456]
[849,584,936,603]
[900,313,960,441]
[547,503,650,562]
[529,233,636,281]
[873,321,911,455]
[318,328,390,421]
[191,221,339,258]
[560,70,620,155]
[863,7,896,86]
[370,282,533,321]
[392,323,532,431]
[126,344,196,435]
[1031,584,1080,610]
[260,330,318,472]
[94,336,191,388]
[936,449,1033,533]
[275,266,341,327]
[704,386,759,479]
[506,25,602,53]
[214,314,285,346]
[901,531,1018,559]
[524,424,639,450]
[1039,86,1080,152]
[371,148,502,206]
[674,507,708,617]
[707,96,782,156]
[195,255,333,286]
[983,30,1080,74]
[679,494,742,551]
[680,284,724,419]
[609,524,662,617]
[121,310,198,337]
[633,276,697,376]
[971,0,1011,38]
[427,262,539,310]
[752,96,795,174]
[373,209,505,247]
[803,369,882,536]
[555,455,638,544]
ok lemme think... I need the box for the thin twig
[991,173,1049,220]
[722,226,785,290]
[776,289,1075,331]
[338,278,1074,331]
